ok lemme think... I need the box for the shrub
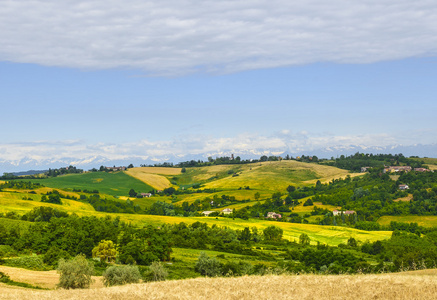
[43,246,71,266]
[4,256,50,271]
[0,245,17,258]
[57,254,94,289]
[103,265,142,287]
[194,252,222,277]
[143,261,168,282]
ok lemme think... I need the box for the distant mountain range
[1,143,436,174]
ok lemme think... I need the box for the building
[383,166,412,173]
[105,166,126,172]
[201,211,215,216]
[266,212,282,219]
[332,210,355,216]
[139,193,152,198]
[414,168,431,172]
[399,184,409,190]
[222,208,233,215]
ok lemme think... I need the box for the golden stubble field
[125,167,181,190]
[1,271,437,300]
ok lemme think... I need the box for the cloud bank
[1,131,434,172]
[1,1,437,75]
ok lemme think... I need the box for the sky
[1,0,437,170]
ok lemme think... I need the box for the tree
[92,240,117,263]
[144,261,168,282]
[299,233,311,246]
[254,192,260,201]
[57,254,94,289]
[181,167,186,173]
[195,252,222,277]
[103,265,141,286]
[263,226,283,241]
[287,185,296,193]
[128,189,137,197]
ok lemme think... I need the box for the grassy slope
[19,172,153,197]
[378,215,437,227]
[1,271,437,299]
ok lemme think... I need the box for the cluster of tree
[45,166,83,177]
[0,181,43,190]
[320,152,426,172]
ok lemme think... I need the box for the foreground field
[1,271,436,300]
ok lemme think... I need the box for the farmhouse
[414,168,431,172]
[361,167,371,173]
[139,193,152,198]
[332,210,355,216]
[222,208,233,215]
[106,166,126,172]
[201,211,215,216]
[399,184,409,190]
[383,166,412,173]
[266,212,282,219]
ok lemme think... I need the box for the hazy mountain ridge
[1,143,436,173]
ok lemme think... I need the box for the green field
[378,215,437,228]
[18,172,153,197]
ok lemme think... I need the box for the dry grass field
[1,271,437,300]
[378,215,437,227]
[0,265,103,290]
[125,169,173,190]
[393,194,413,202]
[201,161,362,192]
[127,167,182,175]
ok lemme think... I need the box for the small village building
[201,211,215,216]
[140,193,152,198]
[332,210,355,216]
[266,212,282,219]
[399,184,409,190]
[383,166,412,173]
[414,168,431,172]
[222,208,233,215]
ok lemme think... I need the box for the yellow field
[200,161,362,192]
[393,194,413,202]
[0,265,103,290]
[1,271,437,299]
[128,167,182,175]
[378,215,437,227]
[0,195,95,215]
[125,168,173,190]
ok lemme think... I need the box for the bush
[0,245,17,258]
[4,256,50,271]
[103,265,142,287]
[57,254,94,289]
[194,252,222,277]
[43,246,71,266]
[143,261,168,282]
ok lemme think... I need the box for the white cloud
[1,1,437,75]
[0,131,429,168]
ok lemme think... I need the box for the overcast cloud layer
[1,1,437,75]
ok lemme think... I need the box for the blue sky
[1,1,437,169]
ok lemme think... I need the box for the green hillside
[19,171,153,197]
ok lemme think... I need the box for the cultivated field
[125,168,173,190]
[1,271,436,299]
[199,160,362,192]
[378,215,437,227]
[19,172,153,197]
